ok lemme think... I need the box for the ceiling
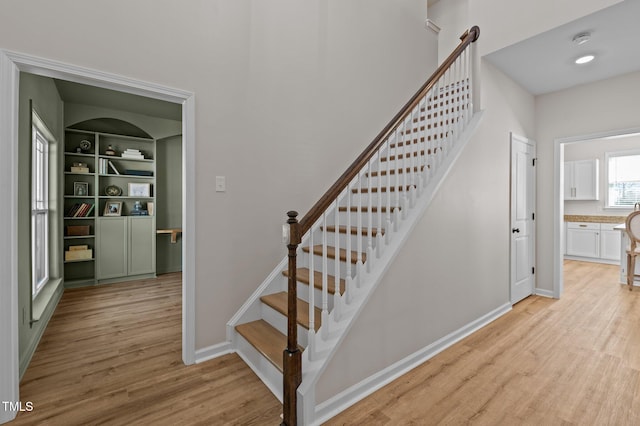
[485,0,640,95]
[54,79,182,121]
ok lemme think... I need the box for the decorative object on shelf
[65,244,93,261]
[128,182,151,197]
[71,162,89,173]
[73,182,89,196]
[105,185,122,197]
[104,201,123,216]
[79,139,92,152]
[130,200,149,216]
[66,225,90,236]
[105,145,116,156]
[147,201,154,216]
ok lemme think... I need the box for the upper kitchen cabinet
[565,159,599,200]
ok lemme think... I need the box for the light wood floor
[13,261,640,425]
[12,273,282,425]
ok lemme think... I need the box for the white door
[510,133,536,304]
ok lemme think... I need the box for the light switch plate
[215,176,226,192]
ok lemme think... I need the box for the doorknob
[512,228,520,233]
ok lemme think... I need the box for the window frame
[605,149,640,209]
[31,121,50,298]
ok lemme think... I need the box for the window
[32,125,49,297]
[606,150,640,208]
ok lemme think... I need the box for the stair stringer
[298,110,484,425]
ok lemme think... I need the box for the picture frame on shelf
[128,182,151,197]
[73,182,89,196]
[104,201,122,217]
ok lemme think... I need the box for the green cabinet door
[129,217,156,276]
[96,217,128,279]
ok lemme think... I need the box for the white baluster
[321,212,329,339]
[333,202,341,321]
[307,228,315,360]
[356,172,363,286]
[345,181,353,304]
[385,135,392,244]
[366,162,374,273]
[376,146,383,258]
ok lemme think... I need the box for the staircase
[228,26,481,425]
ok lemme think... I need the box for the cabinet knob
[512,228,520,234]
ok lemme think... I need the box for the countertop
[564,215,627,224]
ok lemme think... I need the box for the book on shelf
[122,149,144,159]
[67,203,94,218]
[99,158,109,174]
[108,160,120,175]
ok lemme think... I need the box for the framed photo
[73,182,89,196]
[104,201,122,216]
[128,182,151,197]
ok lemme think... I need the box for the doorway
[553,127,640,298]
[0,50,196,423]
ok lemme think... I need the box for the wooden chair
[625,211,640,291]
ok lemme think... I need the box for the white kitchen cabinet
[566,222,600,258]
[564,159,599,200]
[600,223,622,261]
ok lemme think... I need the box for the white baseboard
[194,341,233,364]
[534,288,555,298]
[313,302,512,425]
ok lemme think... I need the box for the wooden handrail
[298,26,479,235]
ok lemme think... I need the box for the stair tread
[303,245,366,264]
[367,166,425,177]
[352,185,415,193]
[324,225,385,236]
[282,268,345,295]
[338,206,399,213]
[261,292,321,331]
[236,319,301,373]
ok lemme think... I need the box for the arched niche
[68,118,152,139]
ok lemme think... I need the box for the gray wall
[18,73,65,377]
[156,135,183,273]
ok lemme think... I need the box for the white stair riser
[348,191,415,207]
[302,252,357,280]
[296,281,337,311]
[260,303,310,348]
[235,333,283,402]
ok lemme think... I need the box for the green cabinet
[97,216,156,280]
[96,217,128,279]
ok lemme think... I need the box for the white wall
[0,0,435,350]
[316,59,536,403]
[564,134,640,216]
[536,71,640,293]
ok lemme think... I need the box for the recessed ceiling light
[575,55,595,65]
[572,32,591,45]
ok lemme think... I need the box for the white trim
[0,50,198,422]
[534,288,555,298]
[0,50,20,425]
[194,342,234,364]
[312,302,512,426]
[554,127,640,300]
[182,95,197,365]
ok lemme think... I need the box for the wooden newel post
[282,210,302,426]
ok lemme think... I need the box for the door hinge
[532,212,535,220]
[532,158,537,166]
[532,267,535,274]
